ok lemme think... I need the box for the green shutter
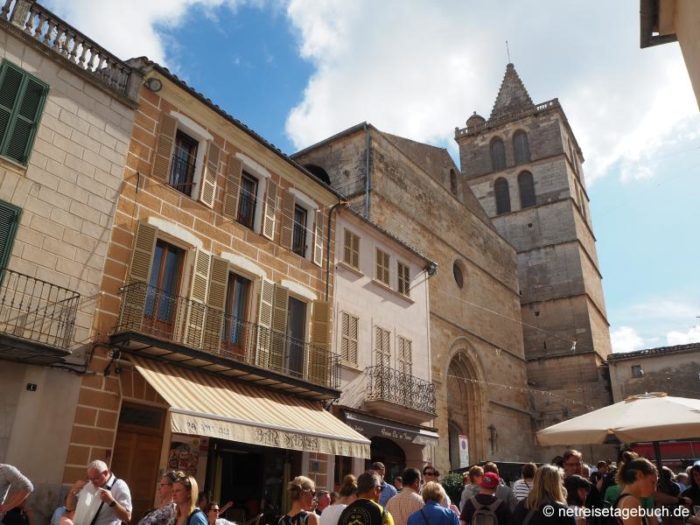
[0,61,48,165]
[0,200,21,270]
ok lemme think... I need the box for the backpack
[470,496,502,525]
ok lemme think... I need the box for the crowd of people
[1,452,700,525]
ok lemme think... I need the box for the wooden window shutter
[270,284,288,372]
[199,141,220,208]
[256,279,275,368]
[374,326,390,368]
[341,312,358,365]
[0,200,21,271]
[202,255,228,352]
[312,210,323,267]
[279,190,295,248]
[223,154,242,219]
[309,301,331,386]
[0,62,48,165]
[262,180,278,240]
[152,113,177,182]
[123,222,158,324]
[184,249,211,348]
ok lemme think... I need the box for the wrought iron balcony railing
[365,365,437,415]
[116,281,339,389]
[0,268,80,350]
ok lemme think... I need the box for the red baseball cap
[479,472,500,489]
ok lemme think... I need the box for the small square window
[375,249,390,285]
[631,365,644,378]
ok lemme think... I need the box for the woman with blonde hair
[319,475,357,525]
[172,474,207,525]
[280,476,320,525]
[510,465,575,525]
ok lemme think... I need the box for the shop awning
[344,410,440,446]
[131,357,370,458]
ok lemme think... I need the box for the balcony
[111,281,340,400]
[364,365,437,424]
[0,268,80,364]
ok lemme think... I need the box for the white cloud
[667,325,700,346]
[611,326,646,353]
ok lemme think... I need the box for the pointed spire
[489,63,535,121]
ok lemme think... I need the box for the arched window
[513,130,530,164]
[494,177,511,214]
[490,137,506,171]
[518,171,536,209]
[450,169,458,195]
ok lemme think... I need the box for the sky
[44,0,700,353]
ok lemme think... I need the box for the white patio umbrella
[536,392,700,447]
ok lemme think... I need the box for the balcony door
[223,272,251,357]
[286,297,306,377]
[145,240,184,336]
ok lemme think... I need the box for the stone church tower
[456,64,613,452]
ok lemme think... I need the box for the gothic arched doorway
[447,351,483,467]
[370,437,406,483]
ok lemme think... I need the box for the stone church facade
[294,64,613,468]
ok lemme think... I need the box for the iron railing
[0,268,80,349]
[169,155,197,196]
[116,281,340,389]
[1,0,138,101]
[365,365,437,415]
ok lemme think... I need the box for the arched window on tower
[518,171,536,209]
[490,137,506,171]
[513,130,530,164]
[494,177,511,214]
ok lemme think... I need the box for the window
[286,296,307,377]
[374,326,391,367]
[631,365,644,378]
[341,312,359,364]
[223,272,251,350]
[397,261,410,296]
[292,204,308,257]
[343,229,360,269]
[494,177,511,214]
[518,171,536,208]
[398,336,412,376]
[145,240,184,334]
[375,249,390,285]
[490,137,506,171]
[169,130,199,196]
[237,172,258,229]
[513,130,530,164]
[0,200,21,270]
[0,60,49,165]
[453,261,464,289]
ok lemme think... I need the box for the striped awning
[131,357,370,458]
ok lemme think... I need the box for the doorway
[369,437,406,486]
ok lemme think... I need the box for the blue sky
[45,0,700,352]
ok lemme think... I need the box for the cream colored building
[641,0,700,108]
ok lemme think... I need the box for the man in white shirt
[386,469,423,525]
[65,460,132,525]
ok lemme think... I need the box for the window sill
[340,360,362,371]
[369,279,414,304]
[336,261,363,277]
[0,155,28,174]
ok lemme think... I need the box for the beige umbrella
[536,392,700,446]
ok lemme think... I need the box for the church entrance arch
[447,350,484,468]
[370,436,406,483]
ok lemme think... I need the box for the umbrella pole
[653,441,662,469]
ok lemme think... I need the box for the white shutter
[313,209,323,267]
[262,181,278,240]
[184,249,211,347]
[256,279,274,367]
[199,141,220,208]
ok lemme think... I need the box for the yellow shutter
[256,279,274,368]
[184,249,211,348]
[202,255,228,352]
[200,141,220,208]
[279,190,294,248]
[223,154,242,219]
[262,180,278,240]
[152,114,177,182]
[123,222,158,324]
[313,209,323,267]
[270,284,288,372]
[309,301,331,386]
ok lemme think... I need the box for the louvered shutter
[202,255,228,352]
[184,249,210,347]
[123,222,158,325]
[262,180,278,240]
[312,210,323,267]
[279,190,294,248]
[0,62,48,165]
[152,114,177,182]
[223,154,242,219]
[308,301,331,386]
[256,279,274,367]
[0,200,21,271]
[348,314,358,364]
[200,141,220,208]
[270,284,288,372]
[375,326,390,368]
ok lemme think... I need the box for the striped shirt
[386,488,424,525]
[512,479,532,501]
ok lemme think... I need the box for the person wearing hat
[459,472,510,525]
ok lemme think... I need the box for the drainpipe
[325,201,346,302]
[363,123,372,220]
